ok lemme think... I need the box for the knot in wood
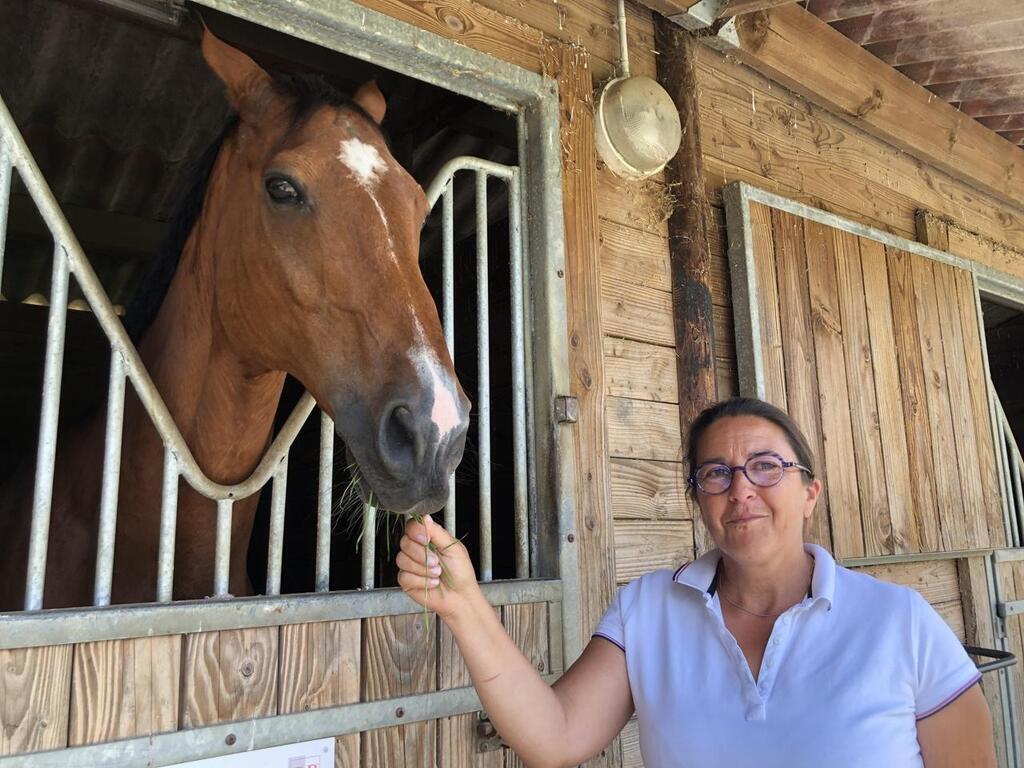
[438,9,467,34]
[240,660,256,678]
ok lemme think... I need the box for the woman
[396,397,995,767]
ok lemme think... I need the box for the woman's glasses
[689,452,812,495]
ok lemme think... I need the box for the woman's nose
[728,471,758,500]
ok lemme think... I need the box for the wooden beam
[809,0,934,24]
[718,0,796,18]
[959,95,1024,118]
[730,5,1024,213]
[655,19,716,555]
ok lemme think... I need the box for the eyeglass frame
[688,451,813,495]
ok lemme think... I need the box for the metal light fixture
[594,0,682,179]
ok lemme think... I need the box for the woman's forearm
[446,589,574,768]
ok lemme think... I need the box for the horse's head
[199,30,470,516]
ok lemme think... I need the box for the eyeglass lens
[696,455,786,494]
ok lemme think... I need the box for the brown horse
[0,30,469,610]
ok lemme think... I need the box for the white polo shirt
[594,544,981,767]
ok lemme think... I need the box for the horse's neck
[137,239,285,485]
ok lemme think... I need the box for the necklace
[718,556,814,619]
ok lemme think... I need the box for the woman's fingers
[396,549,442,578]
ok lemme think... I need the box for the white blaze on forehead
[411,318,462,439]
[336,137,388,189]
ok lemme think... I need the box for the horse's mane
[122,72,383,344]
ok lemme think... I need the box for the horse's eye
[265,176,303,205]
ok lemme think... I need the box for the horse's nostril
[380,404,425,477]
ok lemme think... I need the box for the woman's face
[694,415,821,564]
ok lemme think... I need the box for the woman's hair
[685,397,816,496]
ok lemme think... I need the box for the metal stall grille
[995,396,1024,550]
[0,98,539,607]
[0,0,580,760]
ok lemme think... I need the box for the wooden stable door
[744,203,1004,559]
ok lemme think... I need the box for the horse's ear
[353,81,387,124]
[201,28,275,121]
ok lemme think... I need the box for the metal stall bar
[315,413,334,592]
[1001,403,1024,544]
[214,499,234,597]
[24,243,71,610]
[442,182,456,534]
[476,170,493,582]
[0,142,11,281]
[361,502,377,589]
[94,351,127,606]
[156,449,180,602]
[266,457,288,595]
[508,172,528,578]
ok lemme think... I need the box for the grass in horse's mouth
[332,460,457,602]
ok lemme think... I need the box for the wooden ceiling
[804,0,1024,148]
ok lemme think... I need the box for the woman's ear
[803,478,822,519]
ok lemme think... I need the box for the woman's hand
[396,515,481,622]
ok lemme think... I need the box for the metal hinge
[554,395,579,424]
[475,713,507,753]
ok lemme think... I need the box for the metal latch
[554,395,579,424]
[475,713,507,752]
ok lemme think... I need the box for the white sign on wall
[168,738,334,768]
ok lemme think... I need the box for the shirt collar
[673,542,836,609]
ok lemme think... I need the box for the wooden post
[547,40,620,768]
[655,19,716,555]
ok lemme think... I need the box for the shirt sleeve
[593,584,629,652]
[910,589,981,719]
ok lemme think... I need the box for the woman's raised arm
[397,516,635,768]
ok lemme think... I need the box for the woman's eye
[704,467,730,479]
[751,461,777,472]
[265,176,303,205]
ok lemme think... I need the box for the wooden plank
[502,603,552,768]
[749,202,787,407]
[279,621,361,766]
[866,20,1024,68]
[829,0,1020,45]
[180,628,278,728]
[362,615,437,765]
[351,0,544,74]
[952,269,1007,548]
[68,636,181,746]
[473,0,658,80]
[911,255,969,551]
[601,277,734,357]
[0,645,72,756]
[656,20,717,559]
[607,396,684,463]
[1010,563,1024,738]
[769,209,832,550]
[599,218,672,294]
[730,4,1024,210]
[804,218,864,558]
[933,600,967,643]
[595,170,671,237]
[856,558,961,606]
[550,43,616,658]
[438,609,501,768]
[958,557,1008,768]
[620,717,643,768]
[832,229,890,556]
[609,457,693,521]
[614,519,695,584]
[604,337,678,404]
[859,238,919,554]
[694,42,1024,254]
[886,247,942,553]
[933,262,989,549]
[947,227,1024,281]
